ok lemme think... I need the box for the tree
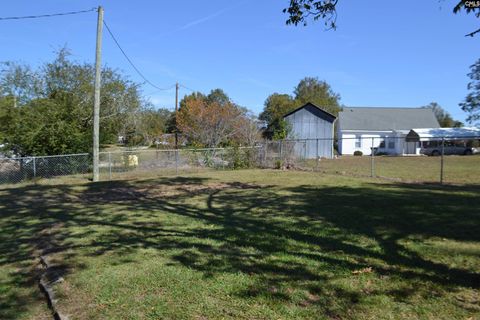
[259,93,295,124]
[259,93,295,139]
[135,108,172,145]
[0,48,148,155]
[284,1,480,37]
[0,62,41,107]
[284,0,338,28]
[177,92,248,148]
[0,96,18,145]
[206,88,230,106]
[6,98,91,156]
[234,113,262,146]
[460,59,480,125]
[294,77,341,115]
[422,102,463,127]
[453,1,480,37]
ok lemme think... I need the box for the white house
[337,107,440,155]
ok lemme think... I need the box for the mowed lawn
[312,154,480,184]
[0,170,479,319]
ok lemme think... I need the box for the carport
[406,127,480,142]
[405,127,480,183]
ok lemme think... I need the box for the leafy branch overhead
[284,0,338,29]
[284,0,480,37]
[453,0,480,37]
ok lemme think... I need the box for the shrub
[225,146,255,170]
[353,150,363,156]
[274,160,283,169]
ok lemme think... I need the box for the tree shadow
[0,176,479,318]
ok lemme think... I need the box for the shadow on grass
[0,176,479,318]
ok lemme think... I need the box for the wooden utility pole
[175,82,179,149]
[92,6,103,182]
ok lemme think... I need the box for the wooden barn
[283,102,336,159]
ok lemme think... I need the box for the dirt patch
[78,181,262,203]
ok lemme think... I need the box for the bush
[225,146,255,170]
[353,150,363,156]
[274,160,283,169]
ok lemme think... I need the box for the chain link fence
[263,136,480,184]
[1,136,479,185]
[98,147,262,180]
[0,153,91,184]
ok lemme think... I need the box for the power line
[0,8,97,21]
[0,8,198,95]
[103,20,175,91]
[179,84,197,92]
[145,85,177,96]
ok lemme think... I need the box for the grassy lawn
[312,155,480,184]
[0,169,479,319]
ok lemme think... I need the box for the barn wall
[284,106,335,158]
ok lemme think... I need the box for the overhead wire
[0,8,199,99]
[179,84,197,92]
[103,20,177,92]
[0,8,97,21]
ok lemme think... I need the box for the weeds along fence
[98,147,262,180]
[0,147,262,185]
[0,136,479,185]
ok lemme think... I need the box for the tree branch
[465,27,480,37]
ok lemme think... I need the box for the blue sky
[1,0,479,122]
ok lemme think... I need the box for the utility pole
[92,6,103,182]
[175,82,179,149]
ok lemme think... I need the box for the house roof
[282,102,336,121]
[406,127,480,140]
[339,107,440,131]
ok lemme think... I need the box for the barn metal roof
[339,107,440,131]
[283,102,337,122]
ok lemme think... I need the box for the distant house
[283,102,336,158]
[337,107,440,155]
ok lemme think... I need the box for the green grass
[0,170,479,319]
[310,155,480,184]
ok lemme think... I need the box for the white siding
[339,131,401,155]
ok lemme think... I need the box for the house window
[355,136,362,148]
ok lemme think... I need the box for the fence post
[316,138,319,171]
[440,137,444,184]
[108,152,112,180]
[263,141,267,168]
[221,150,225,170]
[280,140,283,163]
[175,149,179,175]
[33,156,36,178]
[304,139,307,162]
[371,137,375,178]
